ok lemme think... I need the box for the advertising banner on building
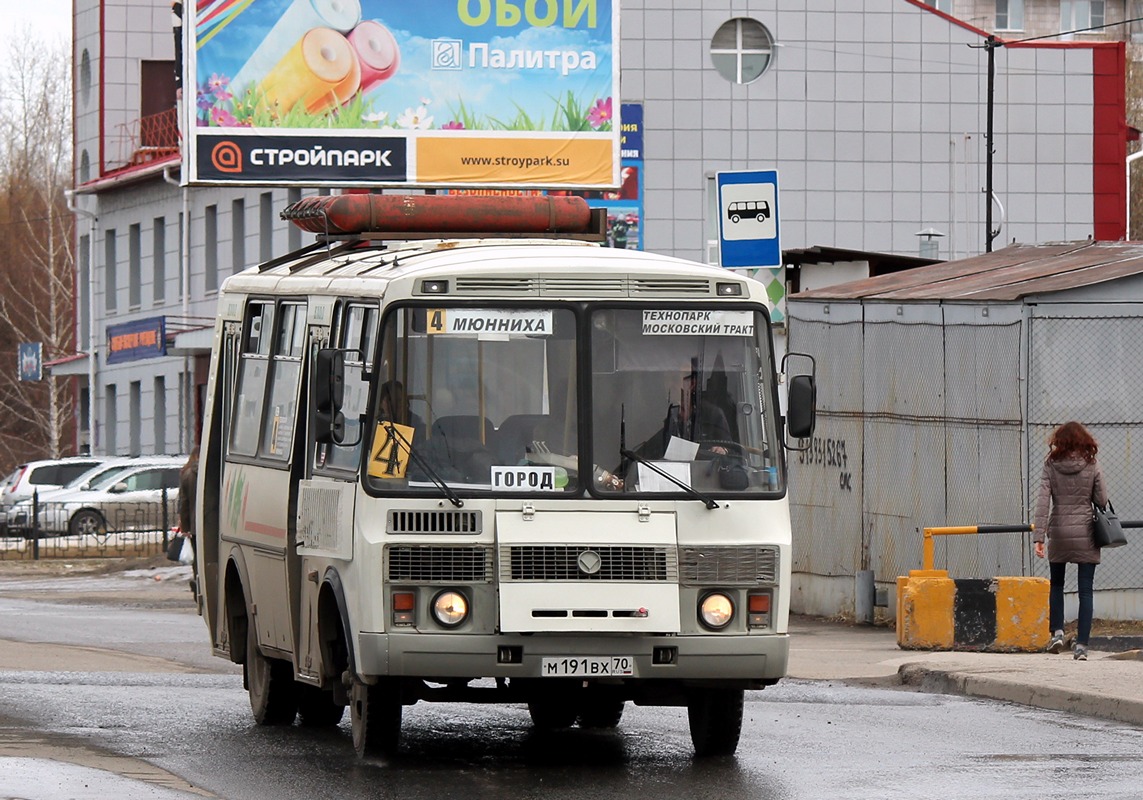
[107,318,167,364]
[187,0,619,189]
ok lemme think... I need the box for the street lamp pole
[985,35,999,253]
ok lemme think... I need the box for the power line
[1004,16,1143,45]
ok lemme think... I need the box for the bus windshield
[589,308,781,495]
[366,306,580,494]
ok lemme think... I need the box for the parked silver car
[39,463,183,537]
[5,456,186,535]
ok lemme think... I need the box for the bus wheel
[245,622,298,725]
[350,677,401,757]
[528,695,578,729]
[687,688,743,757]
[297,684,345,727]
[577,697,624,729]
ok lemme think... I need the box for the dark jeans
[1049,561,1096,645]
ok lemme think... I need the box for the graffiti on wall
[797,436,853,492]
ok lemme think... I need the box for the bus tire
[245,621,298,725]
[297,684,345,727]
[528,696,578,729]
[577,697,624,729]
[350,677,401,757]
[687,687,743,757]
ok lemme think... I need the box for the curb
[898,663,1143,727]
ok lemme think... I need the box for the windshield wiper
[620,448,719,510]
[382,423,463,508]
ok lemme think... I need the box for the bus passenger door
[295,301,376,683]
[201,317,241,654]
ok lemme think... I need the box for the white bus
[195,194,816,758]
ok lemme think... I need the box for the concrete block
[993,576,1050,652]
[896,571,1050,652]
[896,571,954,650]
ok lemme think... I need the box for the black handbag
[166,534,186,562]
[1093,501,1128,548]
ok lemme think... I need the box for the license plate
[540,656,634,677]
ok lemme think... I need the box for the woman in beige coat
[1033,421,1107,661]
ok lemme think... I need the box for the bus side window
[258,302,306,461]
[315,302,378,473]
[230,302,273,457]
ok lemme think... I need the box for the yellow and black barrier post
[897,523,1048,652]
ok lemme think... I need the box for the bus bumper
[356,631,789,682]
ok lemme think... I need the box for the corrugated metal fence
[788,300,1143,615]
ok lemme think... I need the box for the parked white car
[6,456,186,536]
[38,463,183,537]
[0,456,107,533]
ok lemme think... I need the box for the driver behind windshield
[632,366,732,460]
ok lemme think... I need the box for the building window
[260,192,273,263]
[80,388,91,454]
[929,0,952,11]
[710,18,774,85]
[105,230,118,312]
[154,376,167,455]
[79,150,90,184]
[129,223,142,308]
[178,212,185,297]
[205,204,218,291]
[140,60,177,144]
[232,198,245,275]
[79,234,90,349]
[1061,0,1105,35]
[105,384,118,455]
[996,0,1024,30]
[153,217,166,303]
[130,381,142,456]
[287,188,302,251]
[704,174,721,266]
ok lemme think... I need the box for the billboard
[187,0,619,189]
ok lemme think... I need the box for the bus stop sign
[716,170,780,269]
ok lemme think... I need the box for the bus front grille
[679,546,778,586]
[386,545,493,583]
[500,545,677,582]
[387,509,482,534]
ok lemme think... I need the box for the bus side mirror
[786,374,817,440]
[315,349,346,445]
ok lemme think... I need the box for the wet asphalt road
[2,568,1143,798]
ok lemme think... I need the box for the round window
[710,18,774,85]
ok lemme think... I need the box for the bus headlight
[698,592,735,630]
[431,590,469,628]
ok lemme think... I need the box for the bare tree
[0,29,75,472]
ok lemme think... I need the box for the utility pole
[985,35,999,252]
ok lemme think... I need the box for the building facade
[63,0,1134,456]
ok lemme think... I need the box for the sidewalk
[787,615,1143,727]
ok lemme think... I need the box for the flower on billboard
[587,97,613,129]
[363,111,389,125]
[397,105,434,129]
[441,120,465,130]
[196,73,247,126]
[210,106,240,127]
